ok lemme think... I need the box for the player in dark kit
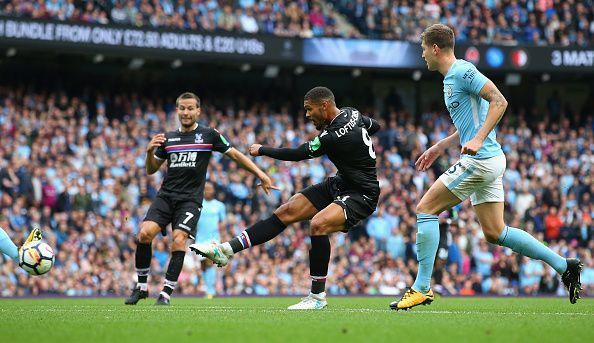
[125,92,276,305]
[190,86,380,309]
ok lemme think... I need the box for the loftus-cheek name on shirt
[335,111,359,137]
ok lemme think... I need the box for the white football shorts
[438,153,506,205]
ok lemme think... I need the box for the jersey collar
[328,109,344,126]
[178,123,198,132]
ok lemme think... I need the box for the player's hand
[147,133,166,153]
[249,144,263,157]
[256,175,280,195]
[461,138,483,156]
[415,144,443,172]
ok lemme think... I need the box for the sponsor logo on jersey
[335,110,359,137]
[169,151,198,168]
[168,137,181,142]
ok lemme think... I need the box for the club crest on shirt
[446,85,453,97]
[195,134,203,143]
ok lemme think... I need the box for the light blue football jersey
[443,59,503,159]
[196,199,226,242]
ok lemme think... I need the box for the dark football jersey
[306,107,379,198]
[154,125,231,202]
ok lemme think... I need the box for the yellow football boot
[389,288,434,311]
[20,227,43,252]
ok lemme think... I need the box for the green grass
[1,297,592,342]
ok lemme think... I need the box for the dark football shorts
[144,193,202,239]
[300,176,378,231]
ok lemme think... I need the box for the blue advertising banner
[303,37,424,68]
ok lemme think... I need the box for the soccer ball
[19,241,55,275]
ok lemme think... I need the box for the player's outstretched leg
[475,203,583,304]
[190,214,288,267]
[561,258,583,304]
[0,227,19,261]
[494,225,583,303]
[190,242,230,267]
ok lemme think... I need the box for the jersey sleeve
[459,63,489,96]
[154,135,167,160]
[212,129,232,153]
[306,130,333,157]
[360,116,380,135]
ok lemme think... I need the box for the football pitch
[1,297,592,342]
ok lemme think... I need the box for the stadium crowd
[331,0,594,45]
[0,85,593,298]
[1,1,594,45]
[0,0,339,38]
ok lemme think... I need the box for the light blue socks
[0,227,19,261]
[412,214,440,293]
[497,226,567,274]
[203,265,216,296]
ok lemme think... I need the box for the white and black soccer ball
[19,241,55,276]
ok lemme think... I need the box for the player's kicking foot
[287,292,327,310]
[19,227,43,253]
[23,227,43,245]
[189,242,230,267]
[561,258,583,304]
[389,288,434,311]
[124,287,148,305]
[155,292,170,305]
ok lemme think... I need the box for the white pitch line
[1,308,592,316]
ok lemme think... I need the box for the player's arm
[360,115,380,135]
[415,131,459,172]
[224,148,278,194]
[251,130,332,161]
[463,80,508,155]
[436,130,460,150]
[251,143,311,162]
[146,133,166,175]
[477,80,508,135]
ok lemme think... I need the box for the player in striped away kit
[125,92,276,305]
[390,24,582,311]
[191,86,381,309]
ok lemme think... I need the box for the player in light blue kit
[0,226,43,265]
[391,24,583,310]
[194,182,226,297]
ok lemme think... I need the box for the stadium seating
[330,0,594,45]
[1,1,593,45]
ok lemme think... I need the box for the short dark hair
[176,92,200,107]
[421,24,455,50]
[304,86,335,104]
